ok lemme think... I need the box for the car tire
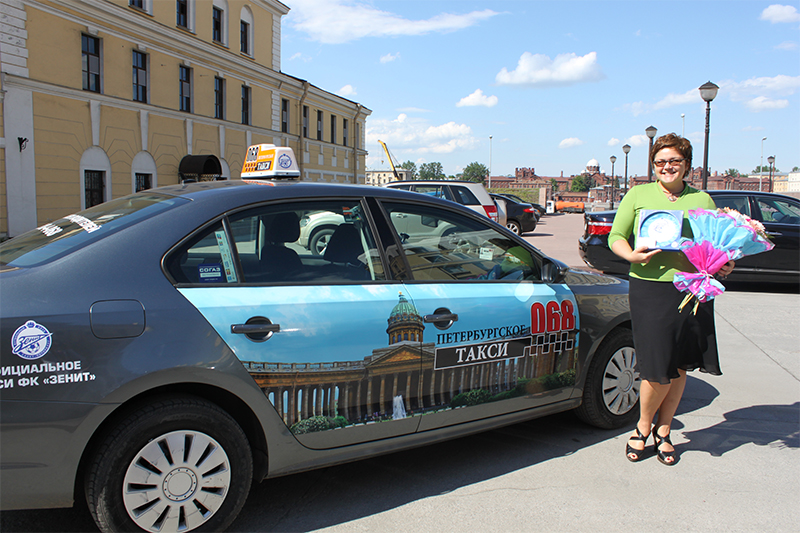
[85,396,252,533]
[309,227,336,255]
[506,220,522,235]
[574,328,639,429]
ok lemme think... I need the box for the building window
[129,0,144,9]
[240,21,250,54]
[281,99,289,133]
[176,0,188,28]
[343,118,348,147]
[241,85,250,125]
[331,115,337,144]
[302,106,309,138]
[179,65,192,112]
[85,171,105,208]
[82,35,101,93]
[132,50,147,103]
[212,7,223,42]
[214,77,225,120]
[316,110,323,141]
[135,173,152,192]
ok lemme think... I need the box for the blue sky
[280,1,799,179]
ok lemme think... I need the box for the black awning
[178,154,223,181]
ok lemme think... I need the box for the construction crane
[377,139,402,181]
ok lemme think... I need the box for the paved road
[2,213,798,533]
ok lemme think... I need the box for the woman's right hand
[628,245,661,264]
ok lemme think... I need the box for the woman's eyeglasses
[653,158,685,168]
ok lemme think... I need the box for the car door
[751,194,800,277]
[169,198,422,449]
[377,200,580,431]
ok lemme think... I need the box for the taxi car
[1,147,635,533]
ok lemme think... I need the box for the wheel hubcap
[602,346,640,415]
[123,430,231,532]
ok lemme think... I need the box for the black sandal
[625,426,650,462]
[654,431,678,466]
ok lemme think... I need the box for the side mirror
[542,259,569,284]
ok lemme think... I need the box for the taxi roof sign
[241,144,301,180]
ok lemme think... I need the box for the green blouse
[608,181,716,282]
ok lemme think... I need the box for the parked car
[578,190,800,283]
[493,193,545,220]
[2,177,635,533]
[385,180,504,226]
[490,193,538,235]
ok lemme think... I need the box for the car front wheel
[575,328,639,429]
[85,396,252,533]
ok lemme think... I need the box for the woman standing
[608,133,734,466]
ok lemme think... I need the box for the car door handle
[231,323,281,334]
[423,313,458,323]
[766,231,782,237]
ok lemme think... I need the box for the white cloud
[380,52,400,63]
[626,134,650,148]
[775,41,798,50]
[289,52,311,62]
[607,138,619,147]
[559,137,584,149]
[456,89,498,107]
[760,4,800,23]
[654,89,702,110]
[722,75,800,99]
[744,96,790,112]
[495,51,604,87]
[287,0,499,44]
[337,84,357,97]
[366,114,480,158]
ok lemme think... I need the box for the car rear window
[450,186,481,206]
[0,193,187,267]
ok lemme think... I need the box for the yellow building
[0,0,371,239]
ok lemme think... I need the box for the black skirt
[629,277,721,384]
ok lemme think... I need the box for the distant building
[365,169,412,186]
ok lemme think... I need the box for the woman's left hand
[718,260,735,278]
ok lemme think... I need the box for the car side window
[167,221,240,284]
[712,195,751,216]
[755,197,800,225]
[450,185,480,206]
[382,201,541,282]
[413,185,451,202]
[228,200,385,283]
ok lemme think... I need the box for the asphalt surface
[2,213,798,533]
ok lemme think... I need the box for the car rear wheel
[85,396,252,533]
[506,220,522,235]
[309,227,335,255]
[575,328,639,429]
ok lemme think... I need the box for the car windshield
[0,193,188,267]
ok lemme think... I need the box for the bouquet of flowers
[673,208,774,313]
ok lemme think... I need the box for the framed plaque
[636,209,683,251]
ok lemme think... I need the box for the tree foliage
[398,160,418,180]
[419,162,446,180]
[461,162,488,183]
[752,165,779,174]
[570,175,594,192]
[550,178,559,192]
[726,168,740,177]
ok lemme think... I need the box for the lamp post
[622,144,631,194]
[646,126,657,182]
[699,81,719,190]
[488,135,493,189]
[609,155,617,209]
[768,155,775,193]
[760,136,767,191]
[681,114,685,137]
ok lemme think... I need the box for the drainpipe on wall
[352,104,363,184]
[298,81,310,179]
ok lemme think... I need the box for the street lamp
[699,81,719,190]
[488,135,493,189]
[681,114,685,137]
[768,155,775,193]
[609,155,617,209]
[646,126,657,182]
[760,136,767,191]
[622,144,631,193]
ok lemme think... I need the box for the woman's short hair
[651,133,692,169]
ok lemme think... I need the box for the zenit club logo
[278,153,293,169]
[11,321,53,360]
